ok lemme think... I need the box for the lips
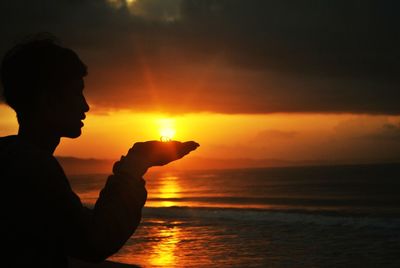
[79,114,86,126]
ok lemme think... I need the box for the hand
[115,140,199,177]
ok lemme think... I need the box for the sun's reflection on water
[146,176,183,266]
[151,176,182,207]
[149,223,181,267]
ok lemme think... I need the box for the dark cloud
[1,0,399,114]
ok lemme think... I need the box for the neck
[18,123,60,155]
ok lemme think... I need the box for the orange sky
[1,1,400,167]
[1,104,399,165]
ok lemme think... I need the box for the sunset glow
[158,118,176,142]
[1,104,400,168]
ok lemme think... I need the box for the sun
[158,118,176,142]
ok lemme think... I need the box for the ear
[37,90,47,106]
[36,90,54,116]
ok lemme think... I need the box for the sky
[1,0,400,166]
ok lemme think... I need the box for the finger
[183,141,200,150]
[148,140,178,149]
[160,141,197,154]
[152,141,190,164]
[181,141,200,152]
[176,141,200,158]
[132,141,145,147]
[129,142,144,154]
[129,141,159,154]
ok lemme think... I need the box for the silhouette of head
[1,36,89,138]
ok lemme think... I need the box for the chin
[66,132,82,138]
[56,119,85,138]
[62,127,82,138]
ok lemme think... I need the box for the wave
[147,196,400,207]
[142,206,400,229]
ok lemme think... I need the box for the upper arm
[32,156,145,262]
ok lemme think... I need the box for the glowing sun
[158,118,176,142]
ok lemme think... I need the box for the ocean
[69,163,400,267]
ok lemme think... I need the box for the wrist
[113,156,148,178]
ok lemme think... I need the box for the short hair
[0,34,87,122]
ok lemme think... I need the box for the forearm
[67,172,147,262]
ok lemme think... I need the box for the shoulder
[0,135,64,178]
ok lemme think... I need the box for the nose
[82,96,90,113]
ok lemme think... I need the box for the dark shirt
[0,135,147,267]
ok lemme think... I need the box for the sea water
[69,163,400,267]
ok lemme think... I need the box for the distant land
[55,156,400,175]
[56,156,114,175]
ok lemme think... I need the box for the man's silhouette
[0,37,198,267]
